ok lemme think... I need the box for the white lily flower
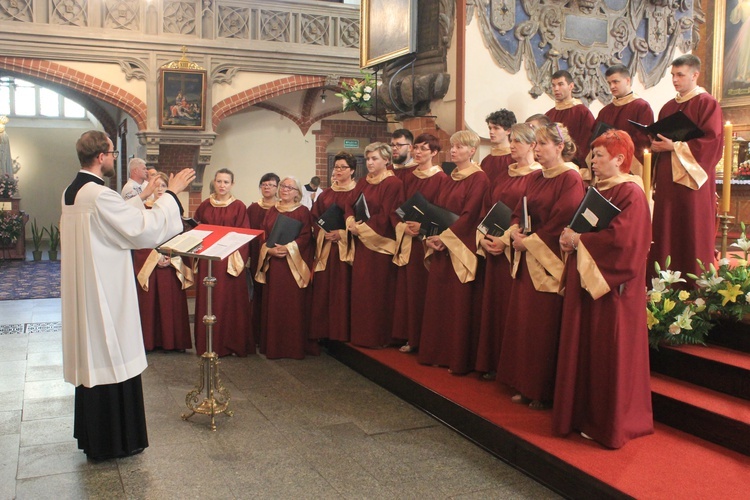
[650,278,666,293]
[668,323,681,335]
[718,258,731,267]
[659,270,686,285]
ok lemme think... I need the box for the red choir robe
[417,164,489,374]
[310,180,357,341]
[594,93,654,171]
[480,147,513,185]
[546,100,596,172]
[255,203,317,359]
[648,88,723,280]
[133,248,192,351]
[392,166,447,350]
[345,170,404,348]
[474,161,541,374]
[247,200,274,345]
[193,196,254,357]
[554,175,653,448]
[497,165,585,401]
[392,159,417,182]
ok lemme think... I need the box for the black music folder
[520,196,532,234]
[590,121,614,145]
[316,203,346,232]
[478,201,513,237]
[353,193,370,222]
[628,110,704,142]
[569,187,621,233]
[396,191,429,222]
[419,203,459,237]
[266,214,304,247]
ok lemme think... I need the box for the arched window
[0,77,86,119]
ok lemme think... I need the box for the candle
[643,149,652,205]
[722,121,733,214]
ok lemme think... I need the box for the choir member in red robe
[475,124,541,378]
[392,134,447,353]
[594,65,654,174]
[310,153,357,342]
[417,131,489,374]
[246,173,279,346]
[480,109,516,184]
[135,173,192,351]
[545,70,596,175]
[497,123,585,409]
[391,129,417,180]
[555,130,653,448]
[346,142,404,348]
[649,55,724,281]
[193,169,254,357]
[255,176,317,359]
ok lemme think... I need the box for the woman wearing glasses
[417,130,489,375]
[134,173,193,352]
[310,152,357,342]
[554,130,653,448]
[475,123,541,379]
[392,133,447,354]
[346,142,404,348]
[497,123,585,410]
[193,168,254,357]
[255,176,317,359]
[247,173,280,346]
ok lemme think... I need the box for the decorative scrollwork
[118,57,148,81]
[163,0,197,36]
[50,0,88,27]
[473,0,704,105]
[104,0,139,30]
[217,5,249,39]
[339,17,359,48]
[260,10,290,43]
[211,64,239,85]
[0,0,33,22]
[301,14,328,46]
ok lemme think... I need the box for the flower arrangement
[0,209,24,247]
[646,257,712,349]
[737,160,750,180]
[0,173,18,198]
[335,71,376,112]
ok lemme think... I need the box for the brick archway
[0,57,147,133]
[313,120,390,186]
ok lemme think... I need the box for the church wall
[51,61,148,104]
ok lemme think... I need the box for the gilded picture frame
[712,0,750,108]
[158,68,207,130]
[360,0,417,68]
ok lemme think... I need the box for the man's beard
[394,152,408,164]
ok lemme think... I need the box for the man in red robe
[649,55,723,280]
[545,70,596,173]
[594,65,654,172]
[480,108,516,184]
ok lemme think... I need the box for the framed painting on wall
[360,0,417,68]
[158,68,206,130]
[713,0,750,108]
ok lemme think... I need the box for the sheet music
[199,231,257,259]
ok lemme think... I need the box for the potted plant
[0,174,18,199]
[30,218,44,261]
[46,223,60,261]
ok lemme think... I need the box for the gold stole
[670,87,709,190]
[393,166,443,266]
[255,203,311,288]
[314,180,356,272]
[255,198,276,209]
[137,250,194,291]
[350,170,398,258]
[424,163,482,283]
[554,97,583,111]
[393,158,418,170]
[489,146,511,157]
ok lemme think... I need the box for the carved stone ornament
[473,0,705,105]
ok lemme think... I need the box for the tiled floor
[0,298,560,499]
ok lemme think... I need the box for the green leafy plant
[335,71,376,112]
[31,218,44,252]
[0,209,23,246]
[46,223,60,252]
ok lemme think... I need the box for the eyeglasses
[332,166,351,171]
[279,184,299,192]
[105,150,119,159]
[260,182,277,188]
[390,143,410,148]
[414,145,432,152]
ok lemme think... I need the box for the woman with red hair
[554,129,653,448]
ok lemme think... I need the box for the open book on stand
[158,224,262,260]
[266,214,304,247]
[628,110,704,142]
[569,187,621,233]
[478,201,513,237]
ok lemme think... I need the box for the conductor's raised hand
[167,168,197,194]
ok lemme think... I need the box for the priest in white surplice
[61,130,195,460]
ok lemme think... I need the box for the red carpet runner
[350,345,750,499]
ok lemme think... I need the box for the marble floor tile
[15,468,126,500]
[0,410,21,436]
[17,441,116,479]
[22,395,74,421]
[20,416,75,447]
[23,379,74,400]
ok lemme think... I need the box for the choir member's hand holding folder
[353,193,370,222]
[316,204,346,232]
[265,214,304,247]
[396,191,459,237]
[569,187,621,233]
[628,110,704,142]
[477,201,513,237]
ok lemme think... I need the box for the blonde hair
[535,122,577,161]
[364,142,393,164]
[281,176,303,203]
[509,123,536,145]
[450,130,480,149]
